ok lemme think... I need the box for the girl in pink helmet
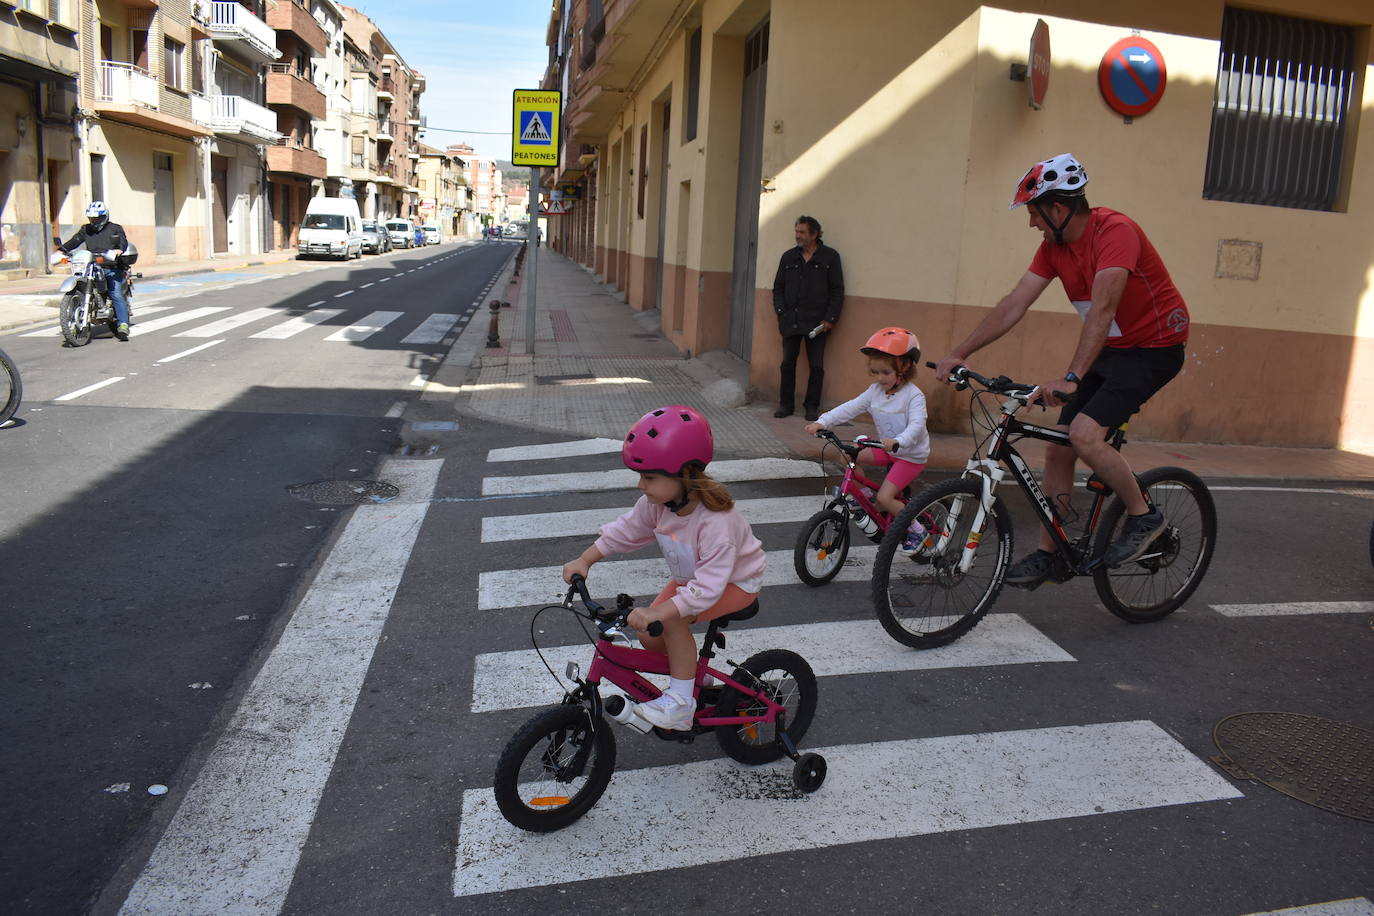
[805,327,931,551]
[561,406,766,731]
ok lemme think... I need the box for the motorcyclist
[54,202,134,341]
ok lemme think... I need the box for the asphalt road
[0,241,516,915]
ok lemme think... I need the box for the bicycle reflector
[530,796,570,807]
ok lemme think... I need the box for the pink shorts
[652,581,759,624]
[869,450,926,492]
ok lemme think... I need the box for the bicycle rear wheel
[1091,466,1216,623]
[0,347,20,427]
[871,478,1013,648]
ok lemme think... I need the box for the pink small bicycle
[493,575,826,832]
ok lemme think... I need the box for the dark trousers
[779,332,826,410]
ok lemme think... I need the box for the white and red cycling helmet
[622,405,714,477]
[1009,153,1088,210]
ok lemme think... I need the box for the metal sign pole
[524,167,538,356]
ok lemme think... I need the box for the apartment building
[0,0,81,278]
[310,0,352,201]
[415,142,467,236]
[449,142,498,224]
[545,0,1374,450]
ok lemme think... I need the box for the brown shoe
[773,407,793,419]
[804,408,819,422]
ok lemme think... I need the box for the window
[164,38,185,90]
[685,27,701,142]
[1203,7,1359,211]
[90,153,106,202]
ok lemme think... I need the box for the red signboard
[1098,36,1167,117]
[1028,19,1050,109]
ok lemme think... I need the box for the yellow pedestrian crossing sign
[511,89,561,167]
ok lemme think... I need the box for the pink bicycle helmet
[622,405,714,476]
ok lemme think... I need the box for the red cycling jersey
[1028,207,1189,349]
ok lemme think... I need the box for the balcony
[376,119,394,141]
[94,61,211,138]
[266,64,325,120]
[195,92,282,143]
[264,0,326,57]
[267,139,326,179]
[377,76,394,100]
[208,1,281,65]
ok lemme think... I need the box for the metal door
[211,155,229,254]
[728,20,769,359]
[153,153,176,255]
[653,101,671,314]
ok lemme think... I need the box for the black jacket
[772,241,844,337]
[60,221,130,258]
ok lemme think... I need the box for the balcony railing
[97,61,158,109]
[376,119,394,140]
[377,76,395,98]
[209,1,280,61]
[194,92,281,141]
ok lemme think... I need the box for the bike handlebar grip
[925,361,938,369]
[647,621,663,637]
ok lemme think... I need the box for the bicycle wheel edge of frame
[0,348,20,427]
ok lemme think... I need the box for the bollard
[485,299,502,348]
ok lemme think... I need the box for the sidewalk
[425,249,1374,483]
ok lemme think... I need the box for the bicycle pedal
[652,727,698,744]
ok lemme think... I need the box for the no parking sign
[1098,36,1167,117]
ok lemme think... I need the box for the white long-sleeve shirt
[817,382,930,463]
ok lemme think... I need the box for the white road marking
[471,614,1073,713]
[119,460,442,916]
[486,437,622,462]
[379,277,390,282]
[157,340,224,363]
[1210,601,1374,617]
[482,495,825,542]
[306,300,326,308]
[483,458,822,496]
[361,282,375,288]
[175,307,282,338]
[250,309,345,339]
[478,546,875,610]
[452,720,1242,896]
[334,289,355,298]
[409,375,429,388]
[1241,899,1374,916]
[105,306,231,335]
[323,310,403,342]
[55,376,125,401]
[384,400,407,418]
[400,313,459,344]
[20,304,177,337]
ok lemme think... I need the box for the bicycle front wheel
[492,704,616,832]
[0,347,20,427]
[871,478,1013,648]
[793,507,850,586]
[1091,466,1216,623]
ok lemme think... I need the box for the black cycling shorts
[1059,345,1185,431]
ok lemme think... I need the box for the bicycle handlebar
[565,574,662,637]
[813,427,895,455]
[926,362,1074,405]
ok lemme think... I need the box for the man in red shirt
[934,154,1189,587]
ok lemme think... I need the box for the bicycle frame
[581,632,786,729]
[819,432,899,535]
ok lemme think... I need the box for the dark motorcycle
[52,247,141,347]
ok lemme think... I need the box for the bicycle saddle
[714,600,760,628]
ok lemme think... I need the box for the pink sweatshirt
[593,496,767,618]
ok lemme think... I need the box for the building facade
[544,0,1374,449]
[415,142,467,235]
[0,0,82,278]
[264,0,332,249]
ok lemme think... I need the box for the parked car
[422,224,441,245]
[298,198,365,260]
[359,220,391,254]
[385,218,414,249]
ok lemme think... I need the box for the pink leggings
[652,581,759,624]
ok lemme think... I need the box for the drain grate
[1212,711,1374,822]
[286,479,399,506]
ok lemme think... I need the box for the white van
[385,218,414,249]
[298,197,364,260]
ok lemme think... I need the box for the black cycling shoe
[1005,549,1057,589]
[1102,508,1167,567]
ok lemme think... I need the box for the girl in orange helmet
[805,327,930,550]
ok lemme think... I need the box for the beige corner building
[544,0,1374,449]
[0,0,81,278]
[415,141,468,236]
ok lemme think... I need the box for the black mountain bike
[871,364,1216,648]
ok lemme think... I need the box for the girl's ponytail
[680,465,734,512]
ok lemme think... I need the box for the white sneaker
[634,693,695,731]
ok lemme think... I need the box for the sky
[345,0,550,162]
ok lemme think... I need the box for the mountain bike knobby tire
[715,649,818,765]
[1091,466,1217,623]
[59,291,92,347]
[0,348,21,427]
[871,477,1013,649]
[492,704,616,832]
[793,506,850,586]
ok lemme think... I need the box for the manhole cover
[1212,711,1374,822]
[286,479,399,506]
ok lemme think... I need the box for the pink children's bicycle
[794,429,933,586]
[493,575,827,832]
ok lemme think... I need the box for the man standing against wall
[772,215,845,421]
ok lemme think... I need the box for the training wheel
[792,752,827,793]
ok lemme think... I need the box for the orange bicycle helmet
[861,327,921,362]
